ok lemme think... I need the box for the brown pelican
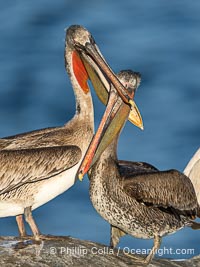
[0,25,142,239]
[78,70,200,264]
[184,148,200,206]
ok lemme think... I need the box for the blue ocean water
[0,0,199,260]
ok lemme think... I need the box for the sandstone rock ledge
[0,236,199,267]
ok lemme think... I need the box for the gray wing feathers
[123,169,198,212]
[118,160,158,177]
[0,146,81,194]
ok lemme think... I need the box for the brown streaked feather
[0,145,81,194]
[123,169,198,214]
[118,160,158,177]
[0,127,58,150]
[0,139,10,150]
[0,127,66,151]
[0,125,84,151]
[2,126,57,140]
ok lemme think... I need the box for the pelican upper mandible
[0,25,142,239]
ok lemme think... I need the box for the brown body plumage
[0,29,94,237]
[80,70,200,264]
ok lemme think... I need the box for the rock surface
[0,236,199,267]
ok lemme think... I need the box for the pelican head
[78,70,142,180]
[65,25,143,125]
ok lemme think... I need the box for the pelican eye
[90,36,96,45]
[75,42,85,52]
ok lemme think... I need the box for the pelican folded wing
[123,169,198,216]
[0,145,81,194]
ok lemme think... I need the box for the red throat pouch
[72,51,89,93]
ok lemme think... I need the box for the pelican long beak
[67,25,143,180]
[73,34,143,128]
[78,76,143,180]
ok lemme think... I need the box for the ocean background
[0,0,199,260]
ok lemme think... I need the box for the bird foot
[18,233,40,242]
[19,234,31,239]
[19,234,69,242]
[124,252,150,266]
